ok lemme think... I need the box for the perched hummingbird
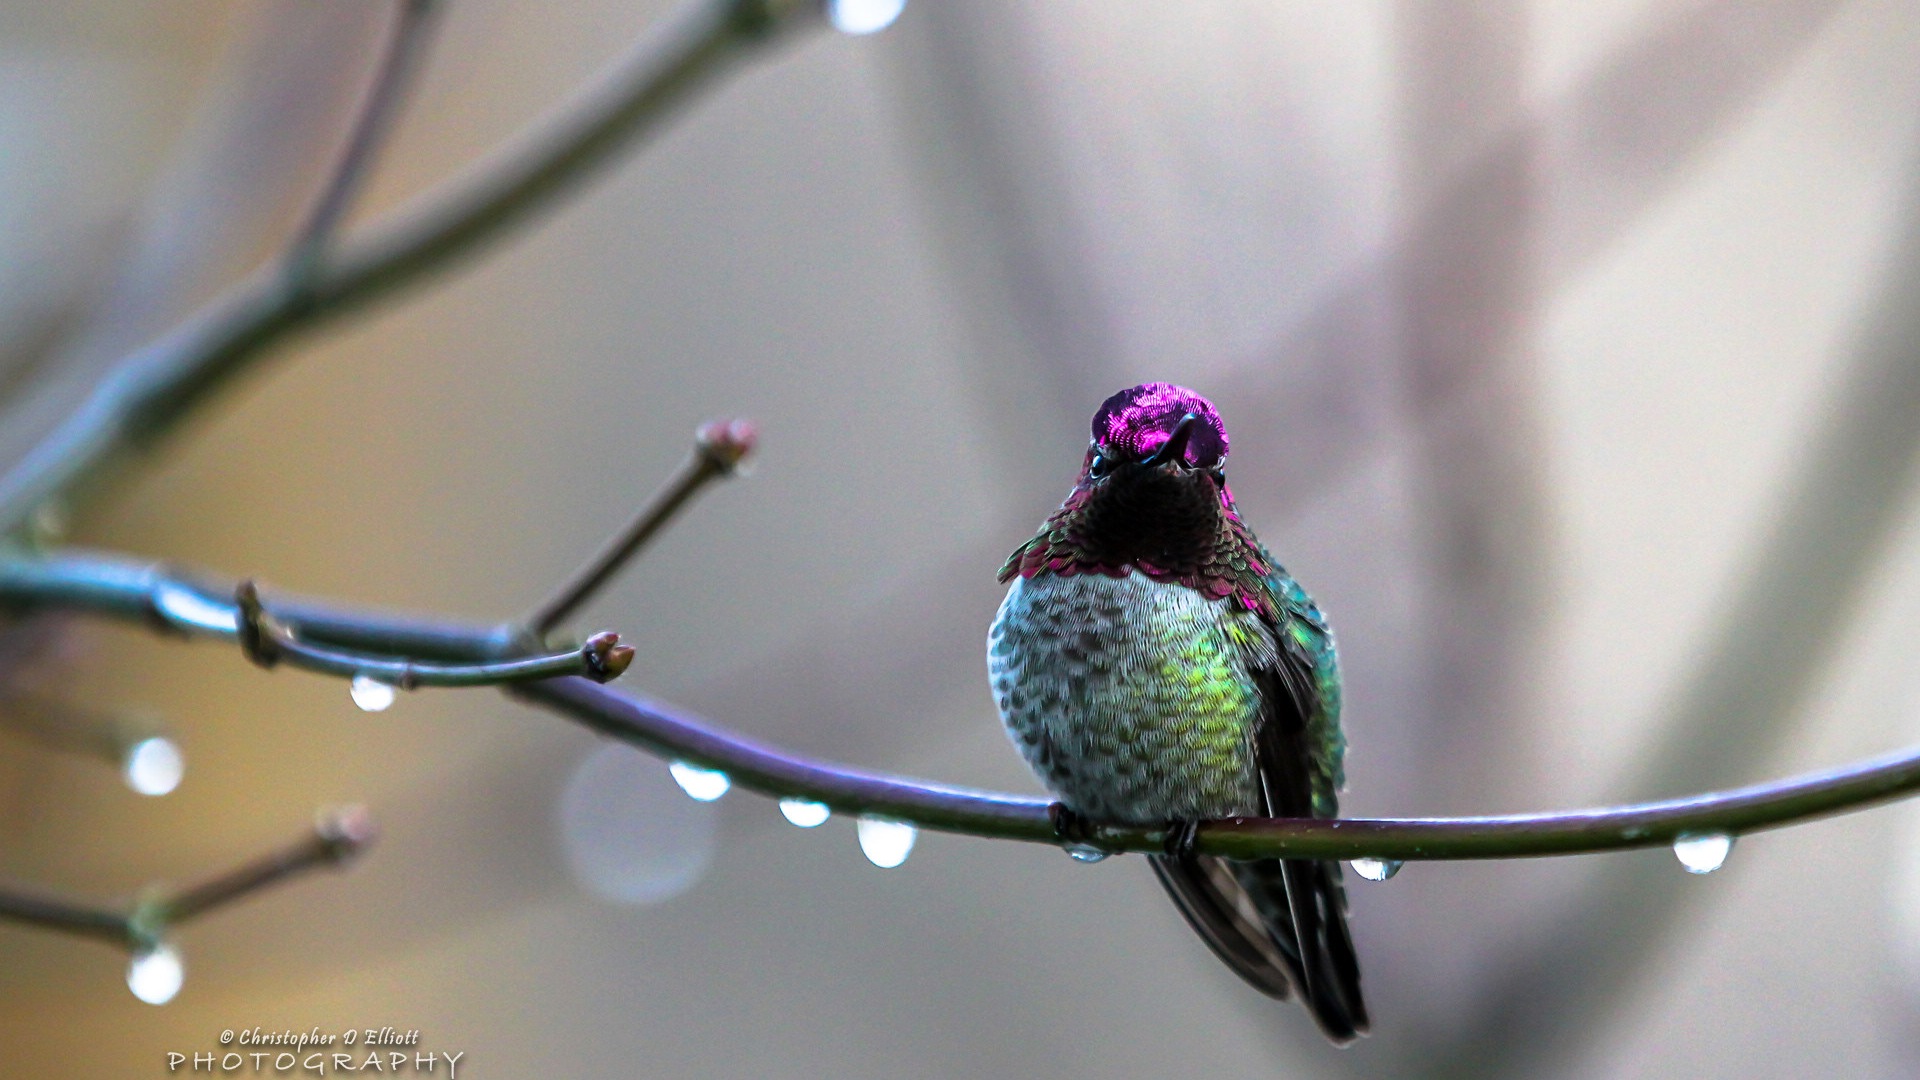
[987,382,1367,1042]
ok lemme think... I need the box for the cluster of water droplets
[660,761,923,869]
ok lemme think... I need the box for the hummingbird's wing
[1249,633,1369,1042]
[1147,591,1368,1043]
[1147,848,1306,1000]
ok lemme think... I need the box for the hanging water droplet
[1350,857,1402,882]
[1672,832,1734,874]
[778,797,830,827]
[668,762,731,802]
[1063,842,1109,864]
[828,0,906,35]
[559,743,716,906]
[349,675,396,712]
[123,737,184,797]
[857,817,916,868]
[127,942,184,1005]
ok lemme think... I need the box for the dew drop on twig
[828,0,906,35]
[1350,857,1402,882]
[123,737,184,797]
[1672,833,1734,874]
[127,943,184,1005]
[1063,843,1109,864]
[857,817,916,868]
[668,762,730,802]
[778,798,829,827]
[349,676,396,712]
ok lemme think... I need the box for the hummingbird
[987,382,1367,1042]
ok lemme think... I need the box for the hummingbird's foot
[1048,802,1095,847]
[1163,820,1201,861]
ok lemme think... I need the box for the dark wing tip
[1150,853,1369,1044]
[1148,853,1301,1001]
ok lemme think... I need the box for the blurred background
[2,0,1920,1076]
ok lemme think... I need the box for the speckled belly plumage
[987,571,1266,824]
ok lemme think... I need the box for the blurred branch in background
[281,0,444,286]
[0,807,373,1003]
[0,0,826,1005]
[1423,137,1920,1080]
[0,0,822,536]
[0,685,179,796]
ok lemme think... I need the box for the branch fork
[235,579,633,689]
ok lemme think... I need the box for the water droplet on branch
[349,676,396,712]
[669,762,730,802]
[828,0,906,35]
[857,817,916,868]
[560,744,716,905]
[778,798,830,827]
[123,737,184,797]
[1350,857,1402,882]
[1672,832,1734,874]
[1062,843,1109,864]
[127,943,184,1005]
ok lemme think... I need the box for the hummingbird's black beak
[1140,413,1200,469]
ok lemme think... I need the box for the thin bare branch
[525,418,757,636]
[0,807,375,950]
[0,888,134,946]
[9,547,1920,862]
[0,0,822,535]
[283,0,444,284]
[0,685,159,763]
[232,579,634,687]
[154,806,376,928]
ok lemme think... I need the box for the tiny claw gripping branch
[1048,802,1096,849]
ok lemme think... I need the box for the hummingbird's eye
[1212,468,1226,485]
[1088,452,1113,478]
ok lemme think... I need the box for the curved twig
[234,580,634,687]
[9,547,1920,862]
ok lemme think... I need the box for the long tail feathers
[1150,852,1368,1044]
